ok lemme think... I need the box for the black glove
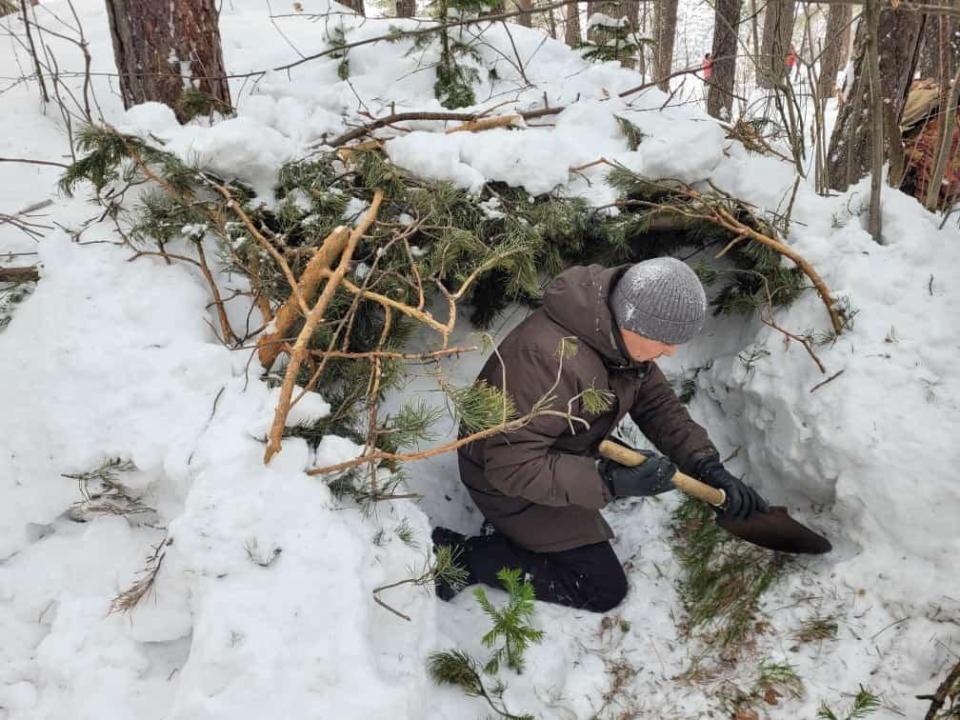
[695,456,769,520]
[599,450,677,498]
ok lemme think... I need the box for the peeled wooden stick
[598,440,726,507]
[445,114,522,134]
[256,225,350,369]
[264,191,384,464]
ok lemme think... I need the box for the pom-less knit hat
[610,258,707,345]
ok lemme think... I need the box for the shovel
[598,440,832,555]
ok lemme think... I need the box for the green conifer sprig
[449,380,517,434]
[473,568,544,674]
[427,650,535,720]
[816,686,882,720]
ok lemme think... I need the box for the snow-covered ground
[1,1,958,719]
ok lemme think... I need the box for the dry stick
[712,204,844,334]
[327,66,709,148]
[363,307,393,495]
[810,369,845,392]
[445,113,522,134]
[256,225,350,369]
[310,346,477,361]
[210,183,311,318]
[306,416,533,476]
[19,0,48,103]
[194,240,239,346]
[263,189,384,464]
[0,156,69,168]
[762,316,826,373]
[922,658,960,720]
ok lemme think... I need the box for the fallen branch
[256,225,350,369]
[922,658,960,720]
[310,345,477,361]
[810,369,844,393]
[0,266,39,283]
[264,189,384,464]
[445,114,522,134]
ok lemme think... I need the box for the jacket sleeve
[481,350,613,509]
[629,363,718,475]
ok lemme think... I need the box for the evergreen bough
[474,567,544,674]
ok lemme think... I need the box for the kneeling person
[434,259,766,612]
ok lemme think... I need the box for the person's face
[619,329,678,362]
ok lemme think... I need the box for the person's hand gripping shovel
[598,438,831,555]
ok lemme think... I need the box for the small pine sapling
[473,568,544,674]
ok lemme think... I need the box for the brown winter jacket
[457,264,718,552]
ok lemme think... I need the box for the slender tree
[654,0,678,91]
[707,0,740,119]
[105,0,230,122]
[396,0,416,17]
[758,0,796,88]
[819,1,852,100]
[826,5,923,192]
[340,0,366,14]
[564,0,581,46]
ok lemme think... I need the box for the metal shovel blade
[717,506,832,555]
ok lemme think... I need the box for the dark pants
[461,533,628,613]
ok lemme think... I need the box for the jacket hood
[542,264,633,367]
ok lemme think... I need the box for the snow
[1,0,959,719]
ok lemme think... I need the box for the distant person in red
[786,44,799,79]
[701,53,713,81]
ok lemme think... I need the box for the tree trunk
[396,0,416,17]
[706,0,740,119]
[516,0,533,27]
[340,0,366,14]
[105,0,231,123]
[654,0,678,91]
[826,6,923,192]
[864,0,883,242]
[758,0,796,88]
[820,1,851,100]
[565,0,581,46]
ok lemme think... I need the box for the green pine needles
[449,379,517,435]
[816,686,882,720]
[428,650,535,720]
[474,568,544,674]
[671,496,786,652]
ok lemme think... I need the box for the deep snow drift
[1,1,958,719]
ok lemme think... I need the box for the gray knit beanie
[610,258,707,344]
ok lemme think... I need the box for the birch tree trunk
[654,0,678,91]
[706,0,740,119]
[105,0,230,123]
[826,5,923,192]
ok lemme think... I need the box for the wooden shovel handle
[598,440,727,508]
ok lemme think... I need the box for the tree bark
[516,0,533,27]
[654,0,678,91]
[340,0,366,14]
[565,0,582,46]
[820,1,851,99]
[396,0,416,17]
[826,5,923,191]
[758,0,797,88]
[707,0,740,119]
[104,0,231,123]
[864,0,883,242]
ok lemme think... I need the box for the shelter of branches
[900,79,960,210]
